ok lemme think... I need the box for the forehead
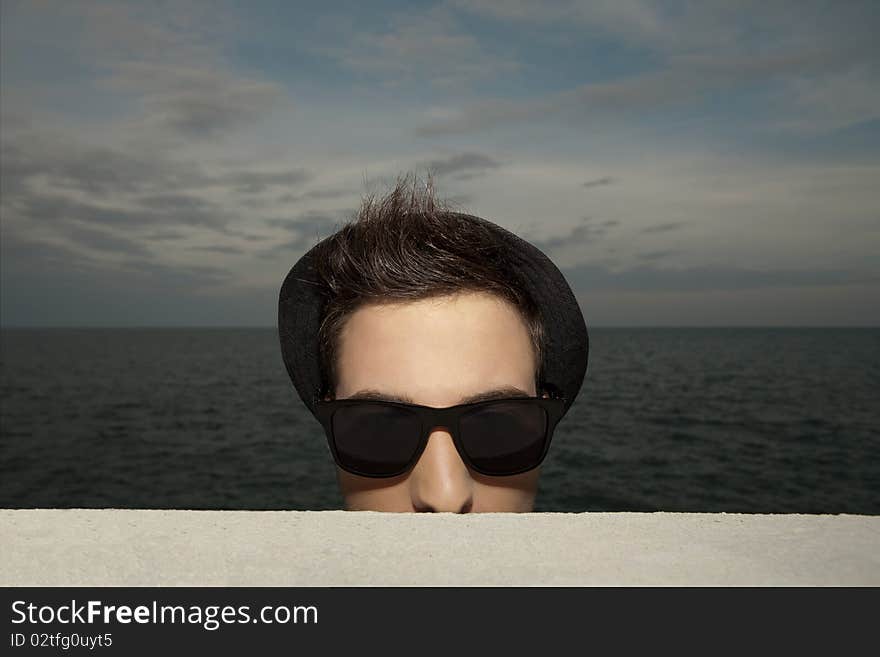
[335,292,536,405]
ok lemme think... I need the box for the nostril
[415,500,472,513]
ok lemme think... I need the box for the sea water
[1,327,877,513]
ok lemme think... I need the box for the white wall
[2,510,878,585]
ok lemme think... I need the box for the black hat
[278,212,589,417]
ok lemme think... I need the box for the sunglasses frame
[315,396,567,478]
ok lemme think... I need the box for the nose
[409,428,474,513]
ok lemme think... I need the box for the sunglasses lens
[331,405,422,476]
[459,402,548,475]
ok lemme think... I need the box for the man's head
[312,176,546,512]
[279,173,588,512]
[313,176,544,401]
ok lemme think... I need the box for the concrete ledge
[1,510,878,586]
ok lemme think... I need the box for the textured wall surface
[1,510,878,586]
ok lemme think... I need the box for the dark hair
[312,173,545,397]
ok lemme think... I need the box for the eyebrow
[344,386,533,406]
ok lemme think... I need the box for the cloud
[220,229,273,242]
[0,135,203,198]
[0,225,228,293]
[41,2,287,141]
[111,258,234,289]
[530,216,616,252]
[3,1,877,328]
[637,249,678,261]
[130,68,284,140]
[416,50,825,135]
[185,245,246,255]
[419,151,503,179]
[417,3,878,135]
[136,193,217,212]
[448,0,878,56]
[562,262,880,293]
[448,0,680,41]
[640,221,688,234]
[266,211,346,234]
[444,193,475,207]
[4,130,312,198]
[0,97,315,320]
[217,168,312,195]
[1,130,315,246]
[774,66,880,133]
[583,176,614,189]
[278,187,353,204]
[448,0,693,51]
[308,6,519,87]
[15,193,228,232]
[262,210,352,255]
[0,229,96,269]
[2,129,311,205]
[63,224,152,257]
[143,230,188,241]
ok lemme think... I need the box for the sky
[1,0,878,327]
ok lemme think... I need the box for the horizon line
[1,325,878,330]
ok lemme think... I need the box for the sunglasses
[315,396,566,478]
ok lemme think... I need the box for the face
[332,291,541,512]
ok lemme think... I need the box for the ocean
[1,327,877,513]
